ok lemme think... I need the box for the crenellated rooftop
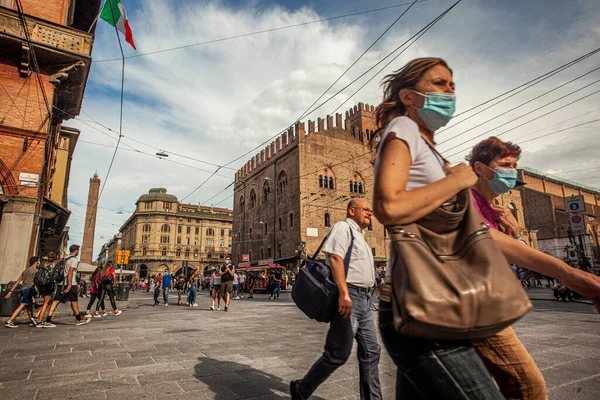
[235,102,377,182]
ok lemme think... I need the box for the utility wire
[94,1,427,63]
[435,47,600,136]
[442,81,600,157]
[437,65,600,146]
[517,119,600,145]
[98,16,126,200]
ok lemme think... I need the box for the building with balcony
[109,188,233,278]
[0,0,101,282]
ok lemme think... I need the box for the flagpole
[99,0,126,199]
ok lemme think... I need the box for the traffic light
[123,250,130,265]
[115,249,122,265]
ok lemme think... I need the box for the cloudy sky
[60,0,600,257]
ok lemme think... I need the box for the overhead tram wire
[98,0,127,200]
[179,1,423,203]
[294,0,419,123]
[329,0,462,116]
[436,65,600,146]
[203,1,462,206]
[77,110,235,170]
[517,119,600,146]
[94,1,428,63]
[180,167,222,203]
[434,47,600,136]
[77,140,233,178]
[220,0,463,171]
[444,87,600,160]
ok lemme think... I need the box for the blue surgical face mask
[411,91,456,131]
[485,165,518,194]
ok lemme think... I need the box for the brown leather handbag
[386,189,532,341]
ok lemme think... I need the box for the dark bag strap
[309,221,355,275]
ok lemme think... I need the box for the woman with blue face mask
[372,57,600,399]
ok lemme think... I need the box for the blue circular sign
[569,203,580,211]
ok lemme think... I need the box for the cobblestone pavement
[0,288,598,400]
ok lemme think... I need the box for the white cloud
[65,0,600,256]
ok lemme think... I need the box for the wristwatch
[515,233,521,240]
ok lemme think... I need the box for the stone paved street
[0,288,598,400]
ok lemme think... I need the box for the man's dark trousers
[296,287,382,399]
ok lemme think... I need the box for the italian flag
[100,0,136,50]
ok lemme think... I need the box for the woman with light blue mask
[372,57,600,400]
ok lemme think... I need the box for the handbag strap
[311,221,355,276]
[420,136,449,167]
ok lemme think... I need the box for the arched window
[142,247,147,256]
[249,227,253,239]
[161,247,167,257]
[508,202,518,221]
[318,167,335,190]
[239,196,245,214]
[278,216,283,231]
[324,213,330,227]
[185,249,190,258]
[176,248,181,257]
[142,224,151,233]
[206,228,214,236]
[277,171,288,195]
[264,223,268,235]
[260,248,264,260]
[262,182,271,203]
[349,172,365,194]
[289,212,294,228]
[250,189,257,208]
[161,224,170,233]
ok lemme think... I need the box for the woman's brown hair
[101,261,114,277]
[466,137,521,167]
[370,57,452,151]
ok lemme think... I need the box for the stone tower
[81,173,101,263]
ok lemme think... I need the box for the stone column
[0,195,37,283]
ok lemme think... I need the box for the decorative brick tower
[81,173,101,263]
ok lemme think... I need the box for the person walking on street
[187,270,199,307]
[4,257,41,328]
[210,268,222,310]
[238,271,246,298]
[96,261,121,316]
[247,272,255,299]
[372,57,600,399]
[219,256,235,311]
[161,270,174,306]
[273,269,283,300]
[175,274,186,305]
[233,271,240,300]
[84,266,106,318]
[44,244,90,327]
[35,253,57,326]
[153,275,162,307]
[290,199,381,400]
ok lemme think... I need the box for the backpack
[292,223,354,323]
[34,266,53,287]
[51,258,69,284]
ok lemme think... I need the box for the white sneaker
[114,310,122,316]
[102,312,108,317]
[84,313,92,318]
[240,295,244,299]
[193,303,198,307]
[217,307,221,311]
[235,296,240,300]
[164,304,169,307]
[210,306,215,311]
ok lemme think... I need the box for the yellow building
[114,188,233,278]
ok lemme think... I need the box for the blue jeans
[162,287,169,304]
[296,287,382,400]
[188,285,197,304]
[378,300,504,400]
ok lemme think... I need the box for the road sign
[258,258,273,266]
[238,262,250,268]
[569,212,586,234]
[564,195,585,213]
[242,254,249,262]
[19,172,39,183]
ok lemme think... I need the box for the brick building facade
[232,103,388,271]
[110,189,233,278]
[0,0,100,282]
[517,167,600,268]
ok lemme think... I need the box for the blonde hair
[370,57,452,152]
